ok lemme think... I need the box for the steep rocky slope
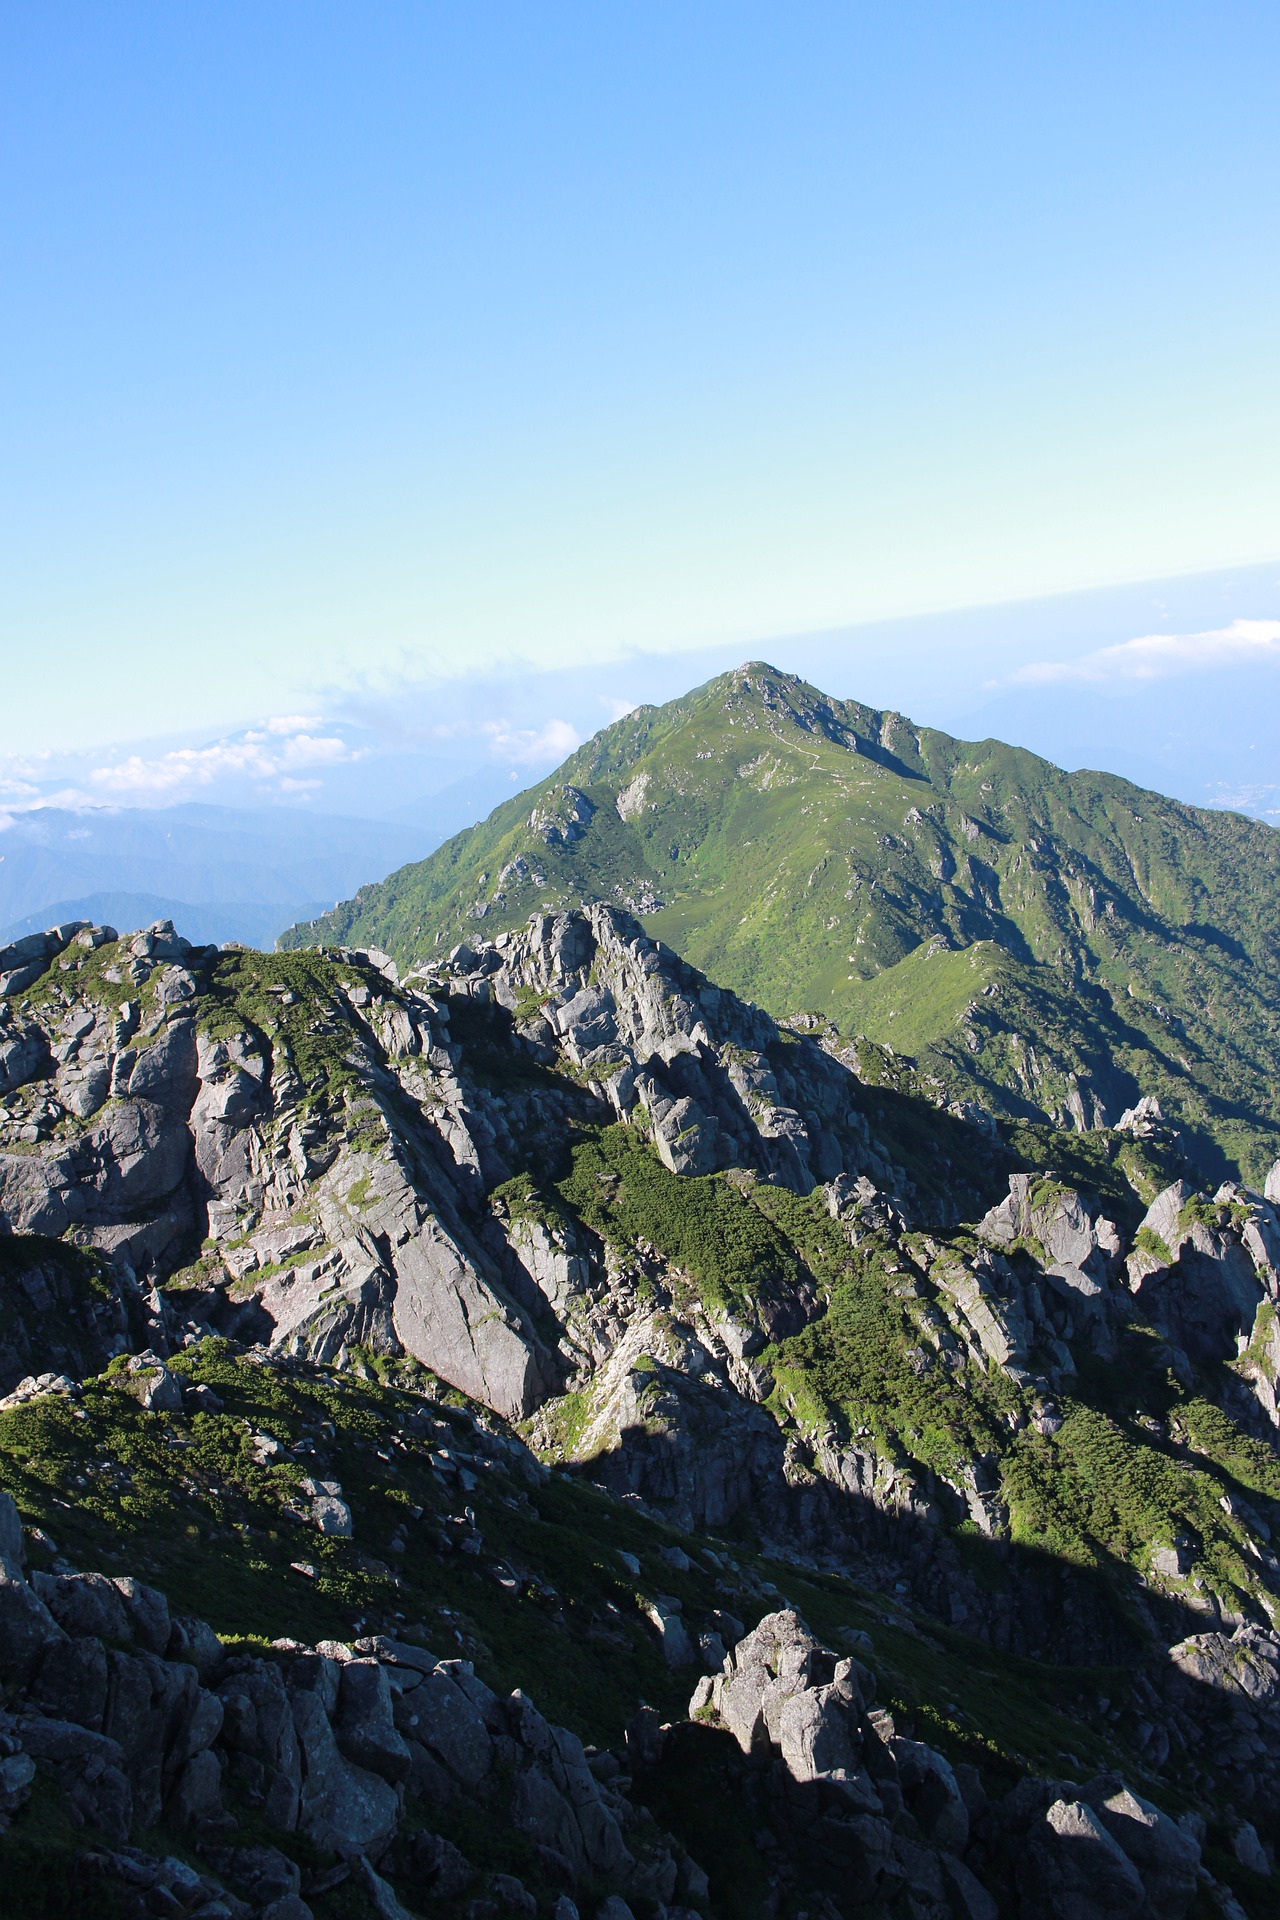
[283,662,1280,1181]
[2,914,1280,1915]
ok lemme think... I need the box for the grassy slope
[281,665,1280,1182]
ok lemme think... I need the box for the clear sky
[3,3,1279,759]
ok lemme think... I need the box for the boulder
[397,1668,492,1788]
[101,1647,203,1824]
[171,1612,227,1683]
[392,1826,475,1900]
[0,1525,64,1684]
[218,1660,302,1829]
[978,1174,1121,1281]
[940,1852,998,1920]
[1128,1184,1265,1367]
[129,921,191,961]
[390,1215,549,1422]
[356,1855,418,1920]
[1090,1786,1200,1918]
[289,1684,400,1853]
[124,1019,198,1113]
[1023,1798,1146,1919]
[511,1764,589,1881]
[0,1491,24,1566]
[202,1842,303,1908]
[31,1634,110,1731]
[1169,1625,1280,1707]
[168,1745,223,1827]
[0,1026,47,1096]
[334,1658,412,1785]
[112,1575,172,1652]
[887,1734,969,1851]
[547,1723,633,1878]
[777,1682,878,1808]
[31,1569,131,1644]
[18,1717,133,1843]
[84,1097,193,1217]
[643,1596,696,1668]
[0,926,88,997]
[1232,1821,1270,1876]
[303,1480,354,1538]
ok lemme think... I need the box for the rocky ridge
[1,914,1280,1911]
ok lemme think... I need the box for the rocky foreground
[1,913,1279,1914]
[0,1479,1252,1920]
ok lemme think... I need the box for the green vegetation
[491,1170,571,1235]
[0,1339,708,1741]
[768,1234,1017,1475]
[1135,1224,1175,1265]
[1179,1194,1251,1234]
[0,1233,115,1310]
[1178,1395,1280,1504]
[1003,1403,1253,1601]
[555,1124,802,1312]
[0,1236,121,1381]
[197,947,372,1114]
[283,662,1280,1180]
[740,1206,1280,1626]
[512,982,553,1024]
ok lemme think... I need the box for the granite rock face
[0,1493,694,1920]
[688,1609,1216,1920]
[0,925,554,1419]
[0,1480,1230,1920]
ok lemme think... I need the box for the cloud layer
[86,725,357,798]
[1008,618,1280,687]
[481,717,580,766]
[0,692,585,819]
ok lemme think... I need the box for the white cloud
[85,727,357,798]
[0,784,101,816]
[1008,618,1280,688]
[278,732,352,769]
[599,695,638,721]
[482,717,580,767]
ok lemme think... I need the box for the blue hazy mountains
[0,803,429,949]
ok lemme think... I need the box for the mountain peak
[283,663,1280,1181]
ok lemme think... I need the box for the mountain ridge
[283,662,1280,1181]
[2,910,1280,1910]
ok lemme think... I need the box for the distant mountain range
[0,802,429,949]
[284,661,1280,1181]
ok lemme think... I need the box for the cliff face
[2,913,1280,1913]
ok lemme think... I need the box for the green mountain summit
[285,663,1280,1181]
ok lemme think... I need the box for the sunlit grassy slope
[283,663,1280,1180]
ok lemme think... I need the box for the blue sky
[2,4,1279,800]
